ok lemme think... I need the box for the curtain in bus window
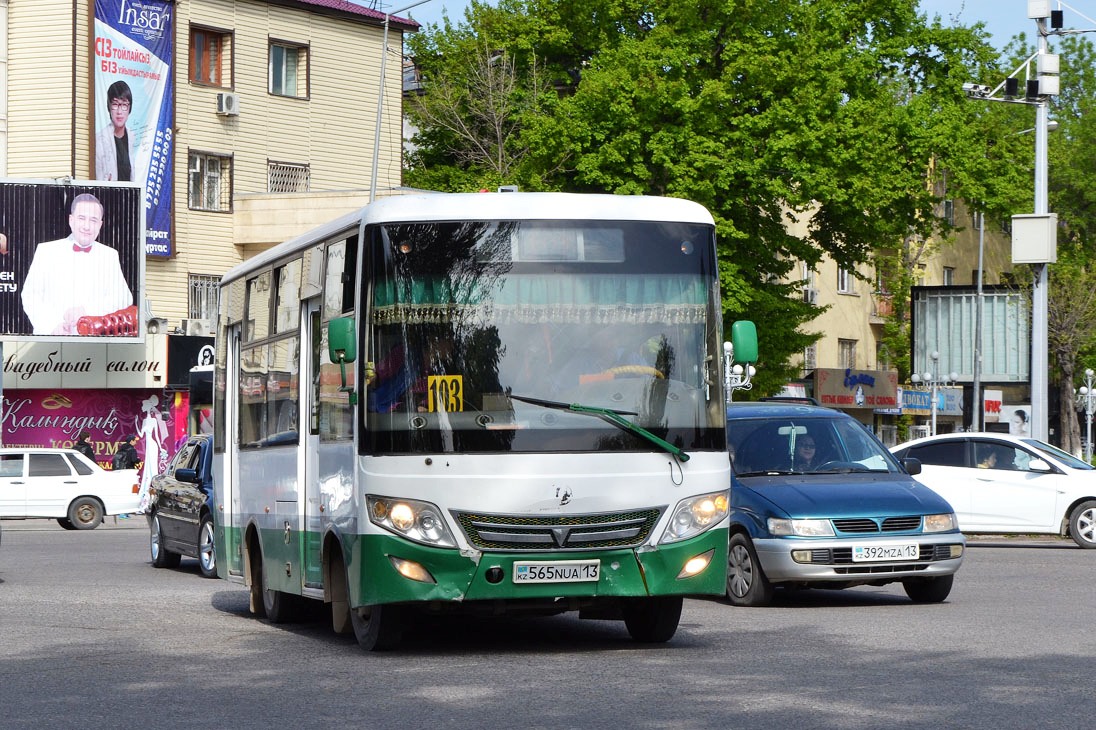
[373,274,706,326]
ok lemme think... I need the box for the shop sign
[814,368,898,409]
[2,336,166,388]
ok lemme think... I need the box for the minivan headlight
[767,518,835,537]
[923,513,958,533]
[660,491,730,543]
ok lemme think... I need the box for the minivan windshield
[728,416,902,476]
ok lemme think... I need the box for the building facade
[789,197,1028,445]
[0,0,416,471]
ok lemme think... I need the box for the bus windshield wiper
[509,393,689,462]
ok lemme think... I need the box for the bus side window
[323,235,359,319]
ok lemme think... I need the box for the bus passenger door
[302,299,323,588]
[222,324,244,578]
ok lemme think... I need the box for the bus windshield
[362,219,724,455]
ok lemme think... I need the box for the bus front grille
[452,508,664,551]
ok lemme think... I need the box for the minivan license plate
[512,560,600,584]
[852,543,919,562]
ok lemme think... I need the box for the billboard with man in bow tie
[0,179,144,341]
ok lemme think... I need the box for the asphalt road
[0,520,1091,730]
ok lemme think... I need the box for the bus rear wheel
[248,541,302,622]
[621,596,682,643]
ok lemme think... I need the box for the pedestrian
[112,434,140,470]
[74,431,95,462]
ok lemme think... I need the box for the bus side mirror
[328,317,357,363]
[730,320,758,365]
[328,317,358,405]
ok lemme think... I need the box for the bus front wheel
[346,583,403,648]
[621,596,682,643]
[349,601,403,651]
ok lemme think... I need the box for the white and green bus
[212,192,757,650]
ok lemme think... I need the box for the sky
[378,0,1092,47]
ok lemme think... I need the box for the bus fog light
[677,549,715,578]
[389,556,436,584]
[791,550,812,563]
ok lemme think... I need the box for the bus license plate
[512,560,600,584]
[852,543,919,562]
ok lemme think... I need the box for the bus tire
[621,595,682,643]
[350,602,403,651]
[258,557,302,624]
[57,518,77,530]
[329,552,352,635]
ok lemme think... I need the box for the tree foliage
[406,0,1032,394]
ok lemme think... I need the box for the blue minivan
[725,402,964,606]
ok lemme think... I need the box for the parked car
[726,402,965,606]
[147,434,216,577]
[891,432,1096,548]
[0,447,141,529]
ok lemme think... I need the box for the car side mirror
[902,457,922,476]
[176,467,199,483]
[1027,458,1053,473]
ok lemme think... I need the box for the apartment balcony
[233,190,374,256]
[870,293,894,324]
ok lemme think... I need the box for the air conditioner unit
[146,316,168,334]
[182,318,215,337]
[802,287,819,305]
[216,92,240,116]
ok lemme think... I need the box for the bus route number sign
[427,374,464,413]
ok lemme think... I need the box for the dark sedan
[147,434,216,577]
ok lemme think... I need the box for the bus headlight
[367,496,457,548]
[660,490,729,544]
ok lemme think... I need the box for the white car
[890,433,1096,548]
[0,448,141,529]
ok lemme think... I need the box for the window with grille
[270,41,308,98]
[839,339,857,369]
[268,162,310,193]
[190,27,231,87]
[189,274,220,320]
[189,151,232,212]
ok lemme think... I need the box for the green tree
[407,0,1029,394]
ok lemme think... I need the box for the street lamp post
[723,341,756,404]
[1076,369,1096,462]
[369,0,433,204]
[911,351,958,436]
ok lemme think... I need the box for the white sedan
[890,433,1096,548]
[0,448,141,529]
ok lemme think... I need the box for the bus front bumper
[349,529,728,606]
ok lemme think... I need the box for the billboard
[93,0,174,257]
[0,180,144,339]
[1,388,184,478]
